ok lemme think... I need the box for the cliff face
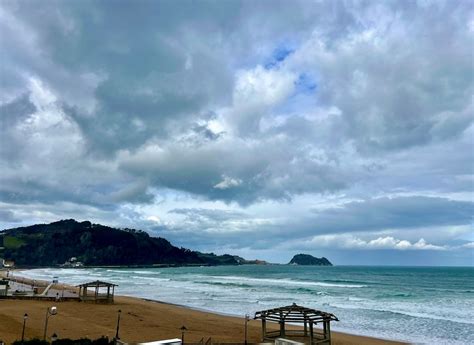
[289,254,333,266]
[0,219,240,267]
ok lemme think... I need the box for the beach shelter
[254,303,338,345]
[77,280,117,303]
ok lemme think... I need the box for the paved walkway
[4,277,78,299]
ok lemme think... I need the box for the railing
[264,329,330,345]
[80,296,113,300]
[265,330,326,339]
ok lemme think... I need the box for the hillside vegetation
[0,219,240,267]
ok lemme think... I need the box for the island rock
[289,254,332,266]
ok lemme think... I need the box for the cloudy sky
[1,0,473,265]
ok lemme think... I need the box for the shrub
[12,337,112,345]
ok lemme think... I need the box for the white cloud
[146,215,162,224]
[222,65,297,134]
[461,242,474,249]
[306,234,447,251]
[15,77,84,160]
[233,66,296,107]
[214,175,242,190]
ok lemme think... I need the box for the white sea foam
[328,301,474,325]
[206,275,367,288]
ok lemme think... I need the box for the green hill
[0,219,240,267]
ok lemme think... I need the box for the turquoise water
[17,266,474,344]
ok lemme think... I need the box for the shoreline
[138,296,408,345]
[0,269,408,345]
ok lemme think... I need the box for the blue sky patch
[295,73,317,93]
[264,45,295,69]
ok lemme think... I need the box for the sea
[16,265,474,345]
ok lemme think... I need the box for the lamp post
[21,313,28,344]
[43,306,57,340]
[180,325,187,344]
[244,314,250,345]
[115,309,122,340]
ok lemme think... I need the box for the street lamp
[43,306,57,340]
[51,333,58,343]
[180,325,187,344]
[244,314,250,345]
[115,309,122,340]
[21,313,28,344]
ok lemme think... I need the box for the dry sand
[0,271,407,345]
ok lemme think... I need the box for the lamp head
[50,306,57,315]
[180,326,187,332]
[24,313,28,320]
[51,333,58,341]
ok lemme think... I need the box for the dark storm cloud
[307,196,474,235]
[118,133,353,205]
[0,209,21,223]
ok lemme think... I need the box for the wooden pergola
[254,303,338,345]
[77,280,117,304]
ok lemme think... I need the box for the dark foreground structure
[77,280,117,303]
[254,303,339,345]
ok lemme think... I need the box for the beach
[9,265,474,344]
[0,295,406,345]
[0,270,409,345]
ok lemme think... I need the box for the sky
[0,0,473,265]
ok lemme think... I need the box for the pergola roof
[76,280,118,288]
[255,303,339,323]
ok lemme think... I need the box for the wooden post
[327,321,331,344]
[261,318,266,341]
[280,320,285,337]
[309,322,314,345]
[279,311,285,337]
[304,320,308,336]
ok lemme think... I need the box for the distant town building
[2,260,15,268]
[61,257,84,268]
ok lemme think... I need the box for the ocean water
[16,265,474,344]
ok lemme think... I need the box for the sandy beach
[0,271,407,345]
[0,297,408,345]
